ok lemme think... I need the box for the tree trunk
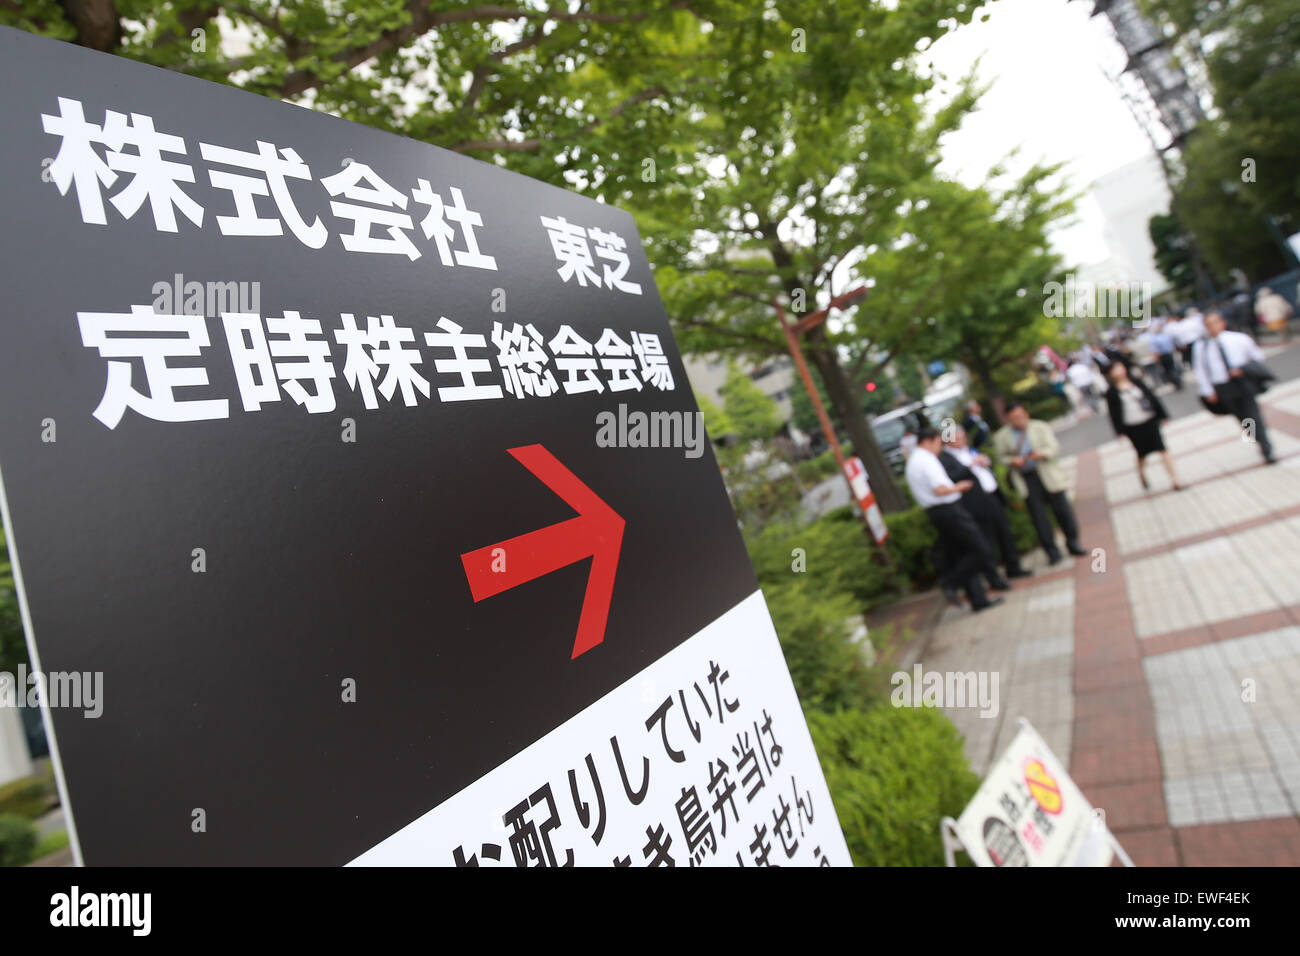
[970,354,1006,425]
[805,326,909,513]
[62,0,122,52]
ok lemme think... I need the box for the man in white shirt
[1192,310,1276,464]
[905,427,1005,612]
[1173,310,1205,365]
[1067,359,1100,412]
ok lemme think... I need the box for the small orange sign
[1024,758,1063,814]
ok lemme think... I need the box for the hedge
[806,705,980,867]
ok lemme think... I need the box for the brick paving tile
[1176,818,1300,867]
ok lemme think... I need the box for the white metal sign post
[942,718,1134,868]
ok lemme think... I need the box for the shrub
[1002,491,1040,554]
[806,705,980,867]
[759,513,906,604]
[0,813,37,867]
[762,579,887,712]
[33,828,69,860]
[0,777,53,820]
[880,507,940,590]
[794,448,840,485]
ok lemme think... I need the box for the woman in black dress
[1106,360,1183,491]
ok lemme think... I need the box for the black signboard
[0,25,847,866]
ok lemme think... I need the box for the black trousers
[1022,471,1080,560]
[963,490,1024,575]
[1217,378,1273,458]
[926,502,996,607]
[1158,352,1181,389]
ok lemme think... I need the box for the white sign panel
[953,721,1112,867]
[349,591,852,866]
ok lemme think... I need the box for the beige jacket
[993,419,1067,498]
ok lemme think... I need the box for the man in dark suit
[939,430,1029,581]
[961,400,992,452]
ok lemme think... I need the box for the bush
[807,705,980,866]
[762,579,887,713]
[0,813,37,867]
[880,507,940,590]
[0,777,53,820]
[33,828,69,860]
[1002,491,1040,554]
[794,448,840,485]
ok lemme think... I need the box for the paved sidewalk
[906,376,1300,866]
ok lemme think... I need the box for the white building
[684,354,799,425]
[1073,153,1173,294]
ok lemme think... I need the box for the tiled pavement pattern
[1146,629,1300,826]
[926,579,1075,772]
[917,374,1300,865]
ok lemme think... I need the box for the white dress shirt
[1067,362,1096,390]
[905,446,960,508]
[1191,331,1264,397]
[1174,314,1205,347]
[950,444,999,494]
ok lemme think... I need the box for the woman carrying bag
[1105,360,1183,491]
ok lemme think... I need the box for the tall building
[684,354,799,425]
[1075,0,1205,152]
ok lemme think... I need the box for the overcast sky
[927,0,1161,267]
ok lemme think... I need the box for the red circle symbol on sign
[1024,758,1063,815]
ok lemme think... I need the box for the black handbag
[1209,337,1276,398]
[1201,396,1232,416]
[1240,359,1276,394]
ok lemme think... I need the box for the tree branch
[276,1,692,99]
[681,315,782,354]
[449,82,677,153]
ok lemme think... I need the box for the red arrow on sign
[460,444,625,659]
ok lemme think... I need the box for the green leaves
[806,705,980,867]
[1141,0,1300,280]
[0,527,28,677]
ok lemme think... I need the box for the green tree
[1173,124,1295,282]
[892,360,926,404]
[1141,0,1300,280]
[646,3,997,512]
[1149,210,1205,298]
[718,363,781,443]
[1,2,761,193]
[790,372,837,437]
[695,391,733,443]
[902,170,1074,418]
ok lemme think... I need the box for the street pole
[774,287,889,559]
